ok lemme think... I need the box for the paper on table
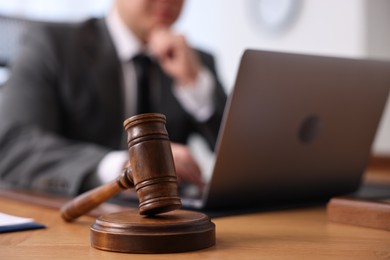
[0,212,46,233]
[0,212,35,226]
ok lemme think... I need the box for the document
[0,212,46,233]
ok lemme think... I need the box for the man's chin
[153,14,177,26]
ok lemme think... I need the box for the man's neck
[105,6,145,62]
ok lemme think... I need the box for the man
[0,0,226,196]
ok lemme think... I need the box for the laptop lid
[195,49,390,210]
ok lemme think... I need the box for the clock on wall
[248,0,303,36]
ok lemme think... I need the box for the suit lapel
[81,19,125,148]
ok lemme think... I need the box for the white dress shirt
[96,6,216,185]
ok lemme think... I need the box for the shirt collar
[105,6,145,62]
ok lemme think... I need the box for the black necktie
[133,54,152,114]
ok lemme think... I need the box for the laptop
[182,49,390,211]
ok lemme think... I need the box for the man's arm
[0,23,110,196]
[191,50,227,150]
[148,28,227,150]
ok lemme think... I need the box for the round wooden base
[90,209,215,253]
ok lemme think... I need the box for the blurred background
[0,0,389,156]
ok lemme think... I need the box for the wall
[175,0,390,155]
[365,0,390,153]
[0,0,111,21]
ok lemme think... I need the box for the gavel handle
[61,169,133,222]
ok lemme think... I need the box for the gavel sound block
[60,113,215,253]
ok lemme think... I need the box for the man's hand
[170,142,204,188]
[148,27,201,85]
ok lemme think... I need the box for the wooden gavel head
[123,113,182,215]
[60,113,181,222]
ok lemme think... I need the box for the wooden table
[1,194,390,260]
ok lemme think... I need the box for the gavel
[61,113,182,222]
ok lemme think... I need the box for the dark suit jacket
[0,18,226,196]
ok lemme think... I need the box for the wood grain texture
[2,166,390,259]
[2,196,390,259]
[327,197,390,231]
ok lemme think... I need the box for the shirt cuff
[96,150,128,184]
[173,67,215,122]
